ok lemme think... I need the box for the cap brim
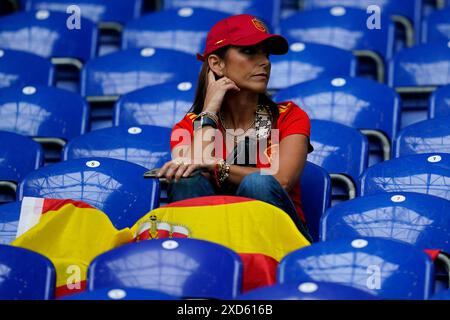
[233,33,289,55]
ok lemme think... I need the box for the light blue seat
[268,42,356,91]
[360,153,450,201]
[122,8,229,55]
[0,244,56,300]
[62,287,178,300]
[280,7,395,82]
[394,117,450,157]
[308,120,369,202]
[114,81,196,128]
[87,238,243,299]
[429,84,450,118]
[0,201,21,244]
[278,237,435,299]
[0,49,54,89]
[17,157,160,229]
[163,0,281,30]
[274,76,400,164]
[63,125,172,170]
[237,281,377,300]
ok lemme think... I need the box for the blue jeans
[168,172,312,242]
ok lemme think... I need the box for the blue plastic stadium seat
[278,237,435,299]
[0,49,54,89]
[300,161,332,242]
[122,8,229,55]
[163,0,281,30]
[17,157,160,229]
[0,10,98,64]
[268,42,356,91]
[320,192,450,252]
[429,84,450,118]
[114,81,196,128]
[62,287,177,300]
[360,153,450,201]
[394,117,450,157]
[431,289,450,300]
[0,201,21,244]
[0,244,56,299]
[24,0,143,24]
[87,238,242,299]
[274,76,400,164]
[302,0,422,45]
[422,8,450,44]
[237,281,377,300]
[81,48,199,99]
[308,120,369,201]
[0,131,43,202]
[63,125,172,170]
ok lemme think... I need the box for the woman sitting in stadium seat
[157,14,313,240]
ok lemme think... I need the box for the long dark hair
[189,46,279,127]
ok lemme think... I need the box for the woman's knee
[168,174,215,202]
[236,172,279,198]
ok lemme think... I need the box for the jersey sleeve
[277,101,311,141]
[170,113,196,151]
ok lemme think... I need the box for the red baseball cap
[197,14,289,61]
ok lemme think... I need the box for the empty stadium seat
[81,48,199,99]
[300,161,332,242]
[280,7,395,82]
[87,238,243,299]
[17,157,160,229]
[388,42,450,127]
[63,125,172,170]
[237,281,377,300]
[62,287,177,300]
[0,201,21,244]
[0,10,98,65]
[0,244,56,299]
[273,76,401,164]
[360,153,450,201]
[278,237,435,299]
[163,0,281,30]
[0,85,89,162]
[422,8,450,43]
[308,120,369,201]
[394,117,450,157]
[431,289,450,300]
[114,81,195,128]
[122,8,229,55]
[429,83,450,118]
[268,42,356,91]
[0,131,43,202]
[0,48,54,89]
[302,0,422,47]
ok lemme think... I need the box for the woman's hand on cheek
[203,70,240,113]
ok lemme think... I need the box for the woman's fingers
[173,163,190,182]
[207,70,216,85]
[182,164,200,178]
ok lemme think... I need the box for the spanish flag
[12,196,310,297]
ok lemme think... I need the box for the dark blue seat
[429,84,450,118]
[17,157,160,229]
[114,81,196,128]
[0,201,21,244]
[422,8,450,44]
[394,117,450,157]
[300,161,332,242]
[0,10,98,64]
[268,42,356,91]
[360,153,450,201]
[0,244,56,299]
[81,48,199,99]
[280,7,395,82]
[87,238,242,299]
[62,287,177,300]
[24,0,143,24]
[237,281,377,300]
[431,289,450,300]
[63,125,172,170]
[320,192,450,253]
[163,0,281,30]
[274,76,400,164]
[308,120,369,201]
[122,8,229,55]
[278,237,435,299]
[0,48,54,89]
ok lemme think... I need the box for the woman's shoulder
[275,100,310,119]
